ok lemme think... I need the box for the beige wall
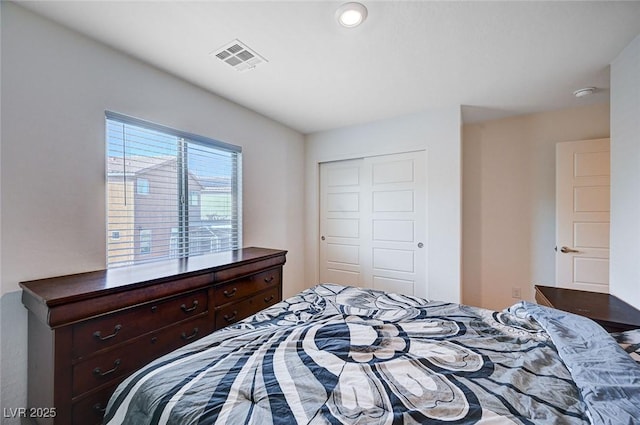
[610,34,640,310]
[463,103,610,310]
[0,3,304,419]
[305,107,462,303]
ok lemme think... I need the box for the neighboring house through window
[106,112,242,268]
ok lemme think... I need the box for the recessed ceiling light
[573,87,596,98]
[336,2,368,28]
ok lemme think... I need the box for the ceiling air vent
[212,39,267,72]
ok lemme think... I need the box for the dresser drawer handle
[93,403,106,415]
[180,300,199,313]
[264,276,275,283]
[181,327,199,341]
[93,359,121,377]
[264,295,275,303]
[223,287,237,298]
[224,310,238,322]
[93,324,122,341]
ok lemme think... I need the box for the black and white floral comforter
[104,284,640,425]
[612,329,640,364]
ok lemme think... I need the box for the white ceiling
[16,1,640,134]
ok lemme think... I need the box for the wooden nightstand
[535,285,640,332]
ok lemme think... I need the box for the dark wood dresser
[20,247,286,425]
[535,285,640,332]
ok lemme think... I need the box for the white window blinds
[106,112,242,268]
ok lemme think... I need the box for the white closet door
[368,152,427,296]
[319,158,365,287]
[319,151,427,296]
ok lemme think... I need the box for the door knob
[560,246,580,254]
[321,236,326,241]
[417,242,424,248]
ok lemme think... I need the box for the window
[136,178,150,195]
[189,191,200,206]
[106,112,242,268]
[139,229,152,254]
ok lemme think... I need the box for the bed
[104,283,640,424]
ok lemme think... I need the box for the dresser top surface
[535,285,640,329]
[20,247,287,307]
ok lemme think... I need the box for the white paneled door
[319,151,426,296]
[556,139,610,293]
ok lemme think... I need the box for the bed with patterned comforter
[104,284,640,425]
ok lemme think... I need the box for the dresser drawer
[72,289,208,359]
[213,255,285,283]
[214,268,280,306]
[71,383,119,425]
[72,314,212,396]
[215,287,280,328]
